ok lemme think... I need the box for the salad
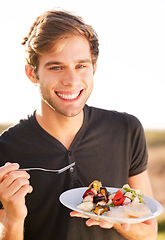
[77,180,151,217]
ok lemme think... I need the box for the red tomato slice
[113,196,126,206]
[112,190,124,201]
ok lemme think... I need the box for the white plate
[59,187,163,224]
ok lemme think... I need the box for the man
[0,10,157,240]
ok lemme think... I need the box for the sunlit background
[0,0,165,130]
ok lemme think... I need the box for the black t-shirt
[0,105,148,240]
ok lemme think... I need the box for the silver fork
[19,162,75,174]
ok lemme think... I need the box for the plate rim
[59,186,163,224]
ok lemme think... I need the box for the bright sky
[0,0,165,130]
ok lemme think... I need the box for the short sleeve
[128,115,148,177]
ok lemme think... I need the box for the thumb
[5,162,11,166]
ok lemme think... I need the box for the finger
[4,162,11,166]
[70,211,89,219]
[142,218,153,225]
[12,184,33,200]
[99,220,114,229]
[86,219,114,229]
[0,163,20,182]
[1,178,31,199]
[3,185,33,213]
[4,162,19,169]
[1,171,30,189]
[86,218,100,227]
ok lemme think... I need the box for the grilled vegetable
[77,201,94,212]
[93,205,110,215]
[100,187,109,202]
[94,195,106,204]
[83,189,96,198]
[88,180,102,191]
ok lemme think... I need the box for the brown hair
[22,10,99,72]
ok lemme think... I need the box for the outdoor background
[0,0,165,239]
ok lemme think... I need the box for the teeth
[57,92,80,100]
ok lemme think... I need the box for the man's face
[36,36,96,118]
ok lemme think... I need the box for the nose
[61,68,79,87]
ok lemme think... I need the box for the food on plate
[77,201,94,212]
[93,205,110,215]
[109,184,145,207]
[77,180,151,218]
[123,203,151,218]
[108,206,126,218]
[77,180,110,215]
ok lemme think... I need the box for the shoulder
[0,113,35,141]
[0,113,38,165]
[85,105,143,131]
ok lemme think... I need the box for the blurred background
[0,0,165,239]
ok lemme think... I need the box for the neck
[35,102,84,149]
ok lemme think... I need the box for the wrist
[1,211,25,240]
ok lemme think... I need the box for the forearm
[0,211,24,240]
[0,163,33,240]
[113,218,158,240]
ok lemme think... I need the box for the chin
[56,106,84,118]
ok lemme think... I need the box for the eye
[76,64,86,69]
[49,66,63,70]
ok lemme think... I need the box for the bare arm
[112,170,158,240]
[71,170,158,240]
[0,209,25,240]
[0,163,33,240]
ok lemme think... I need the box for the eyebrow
[44,59,92,67]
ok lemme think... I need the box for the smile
[56,91,81,100]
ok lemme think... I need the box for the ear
[93,62,97,75]
[25,65,38,84]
